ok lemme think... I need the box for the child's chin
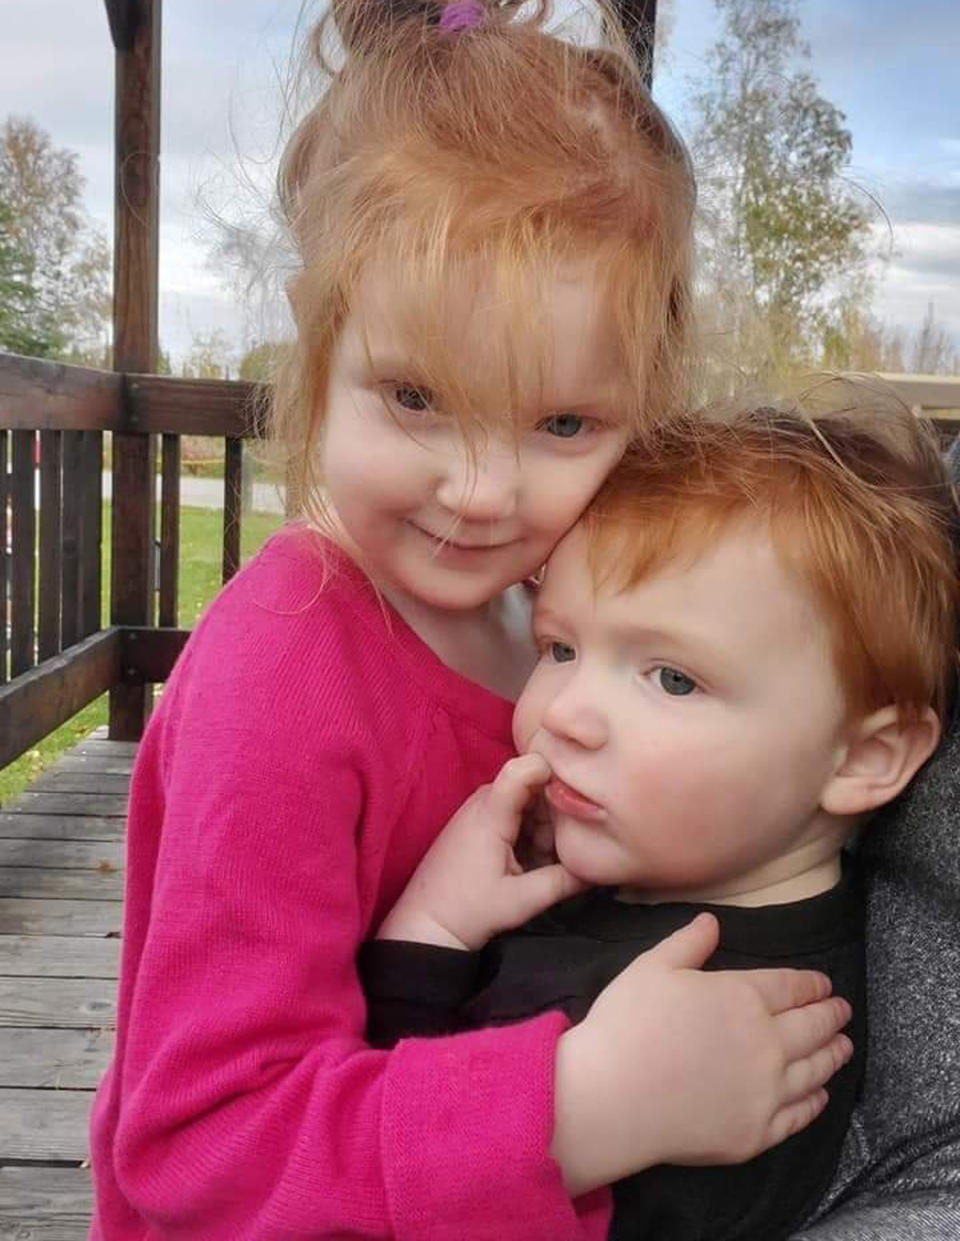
[554,819,617,886]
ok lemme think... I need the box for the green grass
[0,504,283,806]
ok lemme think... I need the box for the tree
[238,341,283,382]
[0,194,53,356]
[181,328,234,379]
[690,0,873,383]
[0,116,111,361]
[911,303,957,375]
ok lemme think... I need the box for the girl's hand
[376,755,587,951]
[552,913,854,1195]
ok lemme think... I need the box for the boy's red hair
[586,390,959,720]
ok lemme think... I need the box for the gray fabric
[794,439,960,1240]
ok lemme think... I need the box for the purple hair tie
[439,0,487,33]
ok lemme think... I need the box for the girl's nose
[540,681,607,750]
[436,447,521,522]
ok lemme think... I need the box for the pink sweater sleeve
[103,672,611,1238]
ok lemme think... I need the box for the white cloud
[872,223,960,341]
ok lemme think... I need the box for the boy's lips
[545,776,607,823]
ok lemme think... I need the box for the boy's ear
[820,706,941,818]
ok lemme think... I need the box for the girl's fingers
[773,996,852,1060]
[634,912,720,971]
[503,864,588,927]
[781,1032,854,1101]
[487,755,552,842]
[740,967,833,1014]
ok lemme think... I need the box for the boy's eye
[392,384,434,412]
[539,412,585,439]
[549,641,577,663]
[653,666,698,697]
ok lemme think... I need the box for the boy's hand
[376,755,587,951]
[552,913,854,1196]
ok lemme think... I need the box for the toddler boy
[359,399,958,1240]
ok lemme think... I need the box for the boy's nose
[436,449,521,521]
[540,684,607,751]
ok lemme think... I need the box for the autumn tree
[0,116,111,361]
[689,0,872,384]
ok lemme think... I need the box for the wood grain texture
[0,1087,93,1161]
[0,1026,114,1088]
[29,772,133,796]
[0,1164,94,1239]
[0,977,116,1028]
[0,815,124,842]
[0,868,124,901]
[0,839,124,871]
[10,791,128,819]
[0,353,123,432]
[0,936,119,978]
[0,899,122,937]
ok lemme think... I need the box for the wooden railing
[0,351,265,767]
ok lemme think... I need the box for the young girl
[88,3,852,1237]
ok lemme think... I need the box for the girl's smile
[318,263,631,625]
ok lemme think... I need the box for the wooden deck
[0,727,131,1238]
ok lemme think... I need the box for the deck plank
[0,1087,92,1162]
[30,771,134,795]
[0,899,122,937]
[0,1026,113,1088]
[0,935,119,977]
[53,754,135,776]
[0,1166,93,1241]
[0,868,123,900]
[0,840,124,870]
[0,977,116,1028]
[10,793,128,818]
[0,814,124,842]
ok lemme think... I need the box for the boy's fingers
[775,998,852,1062]
[767,1089,829,1149]
[742,967,833,1014]
[782,1033,853,1102]
[488,755,552,840]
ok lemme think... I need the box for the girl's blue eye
[550,641,577,663]
[393,384,433,412]
[655,667,698,696]
[540,413,585,439]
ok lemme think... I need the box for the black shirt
[359,863,865,1241]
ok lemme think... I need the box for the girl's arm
[102,714,603,1241]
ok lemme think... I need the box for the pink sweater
[89,527,611,1239]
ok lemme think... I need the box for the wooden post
[107,0,161,739]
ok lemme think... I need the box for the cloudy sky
[1,0,957,367]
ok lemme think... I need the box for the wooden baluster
[159,432,180,626]
[80,430,104,639]
[222,436,243,584]
[10,430,36,677]
[61,431,82,651]
[0,429,7,685]
[38,429,63,662]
